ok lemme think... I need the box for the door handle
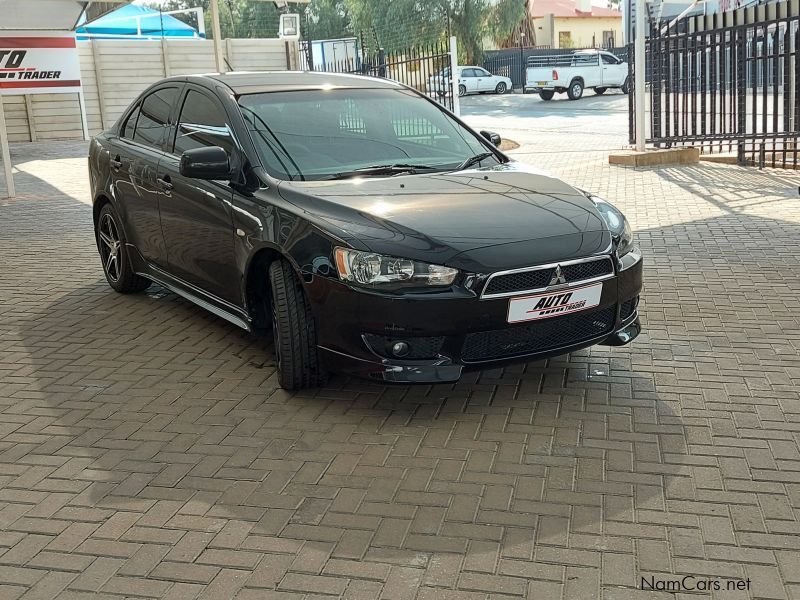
[110,155,122,170]
[157,176,173,192]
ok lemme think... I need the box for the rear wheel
[567,79,584,100]
[539,90,555,101]
[96,204,150,294]
[268,259,327,391]
[458,84,466,97]
[495,82,507,94]
[594,87,607,95]
[621,77,630,94]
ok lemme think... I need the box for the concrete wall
[1,38,293,143]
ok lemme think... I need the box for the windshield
[238,88,497,181]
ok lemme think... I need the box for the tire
[436,90,446,97]
[567,79,584,100]
[594,87,607,95]
[458,84,466,97]
[539,90,555,101]
[495,82,507,94]
[268,259,327,390]
[621,77,630,94]
[96,203,150,294]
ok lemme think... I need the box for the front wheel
[594,87,607,95]
[458,84,466,97]
[495,82,507,94]
[567,80,584,100]
[96,204,150,293]
[621,77,630,94]
[539,90,555,101]
[268,259,327,391]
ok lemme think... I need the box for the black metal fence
[484,46,629,88]
[638,0,800,168]
[301,41,454,112]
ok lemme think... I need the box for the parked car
[428,66,512,97]
[524,49,629,100]
[88,72,642,390]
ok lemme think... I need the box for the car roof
[167,71,405,95]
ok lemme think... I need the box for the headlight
[589,195,634,257]
[334,247,458,288]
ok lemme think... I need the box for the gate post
[450,36,460,116]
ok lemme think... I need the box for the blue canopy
[76,4,203,39]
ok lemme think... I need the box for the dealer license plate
[507,282,603,323]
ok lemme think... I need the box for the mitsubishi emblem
[549,264,567,286]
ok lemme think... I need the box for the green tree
[302,0,351,40]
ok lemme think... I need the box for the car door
[157,86,239,307]
[475,68,495,91]
[460,68,480,93]
[601,53,627,86]
[110,86,180,269]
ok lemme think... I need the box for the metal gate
[636,0,800,168]
[302,40,455,112]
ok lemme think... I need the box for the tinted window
[174,90,233,156]
[462,68,477,77]
[476,69,490,77]
[121,104,140,139]
[239,88,493,181]
[133,87,178,148]
[601,54,619,65]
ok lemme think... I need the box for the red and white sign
[0,31,81,95]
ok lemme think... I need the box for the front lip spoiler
[599,316,642,346]
[318,314,642,384]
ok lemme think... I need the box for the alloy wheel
[98,213,122,282]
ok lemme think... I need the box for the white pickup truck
[524,49,629,101]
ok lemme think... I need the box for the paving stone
[2,105,800,599]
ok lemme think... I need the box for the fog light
[391,341,410,357]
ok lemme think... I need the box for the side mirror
[179,146,231,180]
[481,130,502,147]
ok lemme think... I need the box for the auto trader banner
[0,31,82,95]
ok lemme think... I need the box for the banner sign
[0,31,81,95]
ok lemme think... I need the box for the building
[531,0,623,48]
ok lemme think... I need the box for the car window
[239,88,495,181]
[601,54,620,65]
[121,104,140,140]
[477,69,490,77]
[574,53,599,66]
[133,87,179,149]
[461,68,476,78]
[173,89,234,156]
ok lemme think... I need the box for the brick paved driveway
[1,106,800,599]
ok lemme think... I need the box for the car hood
[277,161,612,272]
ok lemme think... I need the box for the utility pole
[210,0,225,73]
[634,0,646,151]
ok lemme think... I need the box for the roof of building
[531,0,622,18]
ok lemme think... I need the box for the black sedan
[88,72,642,390]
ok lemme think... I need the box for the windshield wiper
[456,152,495,171]
[325,164,440,180]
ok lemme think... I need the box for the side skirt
[128,250,253,332]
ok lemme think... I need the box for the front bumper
[309,251,643,384]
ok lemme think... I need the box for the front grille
[620,296,639,320]
[483,257,613,296]
[363,334,445,360]
[461,306,616,362]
